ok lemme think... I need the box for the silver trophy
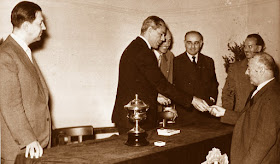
[124,94,149,146]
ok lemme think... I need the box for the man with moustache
[112,17,209,134]
[173,31,219,125]
[0,1,50,163]
[222,34,265,112]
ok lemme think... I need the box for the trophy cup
[124,94,149,146]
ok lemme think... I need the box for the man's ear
[257,45,262,52]
[21,21,30,31]
[200,41,204,49]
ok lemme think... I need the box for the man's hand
[192,96,209,112]
[157,94,171,106]
[25,141,43,159]
[209,105,226,117]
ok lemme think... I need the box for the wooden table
[15,120,234,164]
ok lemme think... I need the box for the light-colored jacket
[0,36,51,162]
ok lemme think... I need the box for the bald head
[245,52,276,86]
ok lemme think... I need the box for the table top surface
[16,121,234,164]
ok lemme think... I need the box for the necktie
[158,54,162,67]
[251,88,258,99]
[245,87,257,106]
[192,56,196,64]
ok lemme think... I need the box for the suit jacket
[221,79,280,164]
[112,37,193,131]
[173,52,219,124]
[0,36,51,162]
[222,59,255,112]
[160,50,174,84]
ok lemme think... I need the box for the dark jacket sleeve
[222,63,235,110]
[135,48,193,108]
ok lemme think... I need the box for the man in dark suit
[173,31,219,125]
[112,16,209,134]
[222,34,265,112]
[0,2,51,163]
[210,52,280,163]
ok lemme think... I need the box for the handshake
[192,96,226,117]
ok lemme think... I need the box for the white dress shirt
[154,50,162,67]
[139,35,151,49]
[251,77,275,98]
[186,52,198,63]
[11,33,33,63]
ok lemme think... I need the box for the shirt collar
[139,35,151,49]
[257,77,275,91]
[11,33,33,62]
[153,50,161,60]
[186,52,198,63]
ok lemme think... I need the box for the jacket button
[47,118,49,121]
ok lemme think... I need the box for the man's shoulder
[231,59,247,68]
[0,36,17,54]
[174,52,186,59]
[198,53,214,61]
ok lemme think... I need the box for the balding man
[210,52,280,163]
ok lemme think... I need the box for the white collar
[186,52,198,63]
[251,78,275,98]
[153,50,161,60]
[11,33,33,63]
[139,35,151,49]
[257,78,275,91]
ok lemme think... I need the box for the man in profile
[0,1,51,163]
[210,52,280,163]
[112,16,209,134]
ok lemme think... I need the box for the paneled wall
[0,0,279,128]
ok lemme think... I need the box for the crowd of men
[1,1,279,164]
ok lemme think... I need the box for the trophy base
[125,131,149,146]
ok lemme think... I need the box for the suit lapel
[250,79,276,106]
[7,36,46,98]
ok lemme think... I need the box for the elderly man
[222,34,265,112]
[210,52,280,163]
[112,16,209,134]
[173,31,219,125]
[0,1,50,163]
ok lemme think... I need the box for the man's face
[158,30,172,54]
[184,33,202,55]
[26,11,46,44]
[149,26,166,49]
[244,37,262,59]
[245,57,260,86]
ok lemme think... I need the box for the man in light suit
[112,16,209,134]
[173,31,219,125]
[222,34,265,112]
[0,2,51,163]
[154,29,177,121]
[210,52,280,163]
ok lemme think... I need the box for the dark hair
[184,31,203,41]
[255,52,278,76]
[141,16,166,34]
[246,34,265,51]
[11,1,42,28]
